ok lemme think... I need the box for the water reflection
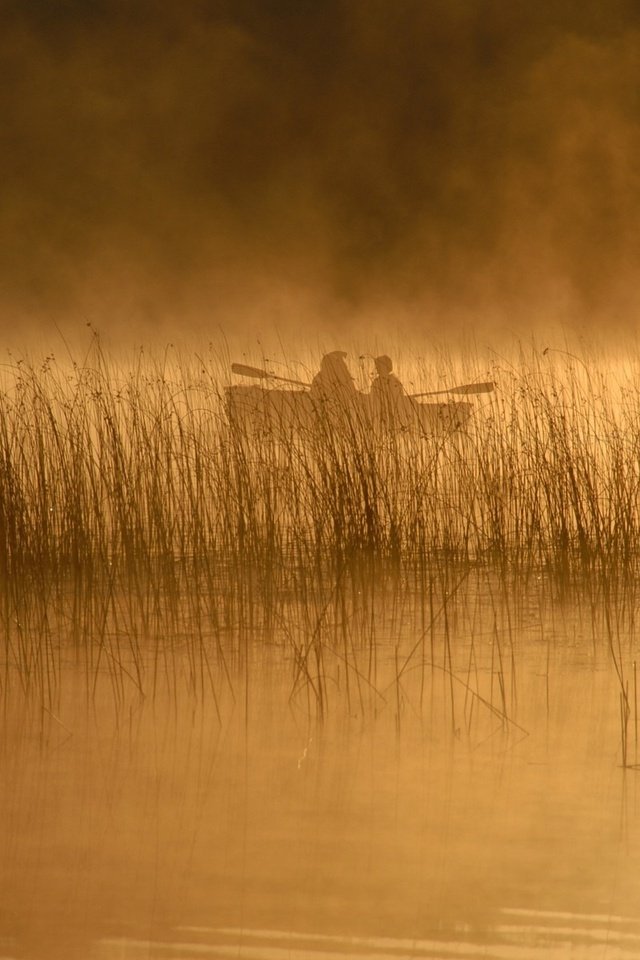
[96,912,640,958]
[1,568,640,959]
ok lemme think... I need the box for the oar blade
[231,362,270,379]
[411,380,495,399]
[453,381,495,395]
[231,362,310,388]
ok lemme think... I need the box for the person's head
[321,351,348,373]
[374,355,392,376]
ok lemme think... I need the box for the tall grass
[1,337,639,723]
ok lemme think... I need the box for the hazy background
[2,0,639,348]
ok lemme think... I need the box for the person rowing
[309,350,362,427]
[310,351,358,405]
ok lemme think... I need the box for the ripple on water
[95,911,640,960]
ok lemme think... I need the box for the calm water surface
[1,574,639,960]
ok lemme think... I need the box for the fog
[2,1,639,347]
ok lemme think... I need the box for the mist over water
[3,7,640,959]
[1,343,640,957]
[2,1,640,345]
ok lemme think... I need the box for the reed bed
[1,338,639,722]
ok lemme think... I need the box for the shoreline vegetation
[1,336,639,745]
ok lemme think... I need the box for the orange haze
[1,1,639,348]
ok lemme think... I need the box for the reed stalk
[0,338,639,727]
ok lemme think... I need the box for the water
[2,571,640,960]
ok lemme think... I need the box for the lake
[2,566,639,960]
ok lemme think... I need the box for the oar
[410,381,495,399]
[231,362,310,388]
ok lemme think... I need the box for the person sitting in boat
[309,351,362,429]
[310,351,358,410]
[370,355,414,428]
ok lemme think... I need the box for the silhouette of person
[370,355,413,428]
[310,351,357,404]
[309,351,360,430]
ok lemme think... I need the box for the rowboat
[225,385,472,436]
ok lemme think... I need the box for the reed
[1,337,639,723]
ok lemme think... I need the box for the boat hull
[225,386,471,436]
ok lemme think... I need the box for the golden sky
[2,1,639,342]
